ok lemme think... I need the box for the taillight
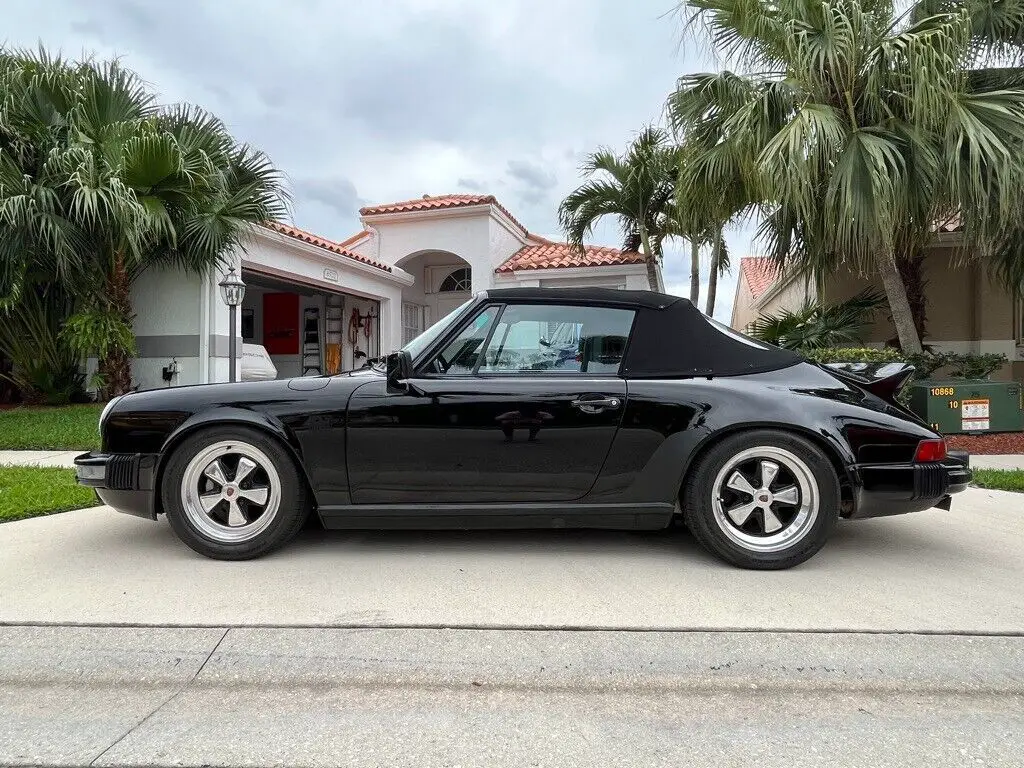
[914,439,947,463]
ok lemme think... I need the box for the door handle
[571,397,621,413]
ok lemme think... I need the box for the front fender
[152,406,314,514]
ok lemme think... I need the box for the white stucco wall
[128,264,220,391]
[495,265,650,291]
[487,216,528,278]
[360,208,521,294]
[124,229,408,389]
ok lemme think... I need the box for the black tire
[681,429,840,570]
[161,425,311,560]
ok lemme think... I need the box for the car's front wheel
[681,430,840,569]
[161,426,310,560]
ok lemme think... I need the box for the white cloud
[5,0,756,313]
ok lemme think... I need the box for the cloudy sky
[5,0,755,320]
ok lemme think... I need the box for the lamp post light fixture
[218,267,246,383]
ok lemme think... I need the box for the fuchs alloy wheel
[682,430,840,570]
[161,426,310,560]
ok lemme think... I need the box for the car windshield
[400,299,474,361]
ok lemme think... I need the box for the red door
[263,293,299,355]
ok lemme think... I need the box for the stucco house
[124,193,654,390]
[730,227,1024,384]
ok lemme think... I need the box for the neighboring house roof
[359,193,529,235]
[496,234,644,273]
[261,222,392,272]
[739,256,780,300]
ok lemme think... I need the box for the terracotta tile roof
[337,228,371,248]
[359,193,528,234]
[739,256,780,300]
[496,234,645,273]
[261,222,392,272]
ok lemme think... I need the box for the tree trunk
[705,229,723,317]
[896,252,928,342]
[689,239,700,305]
[638,230,660,291]
[644,253,661,292]
[877,250,923,353]
[99,252,134,398]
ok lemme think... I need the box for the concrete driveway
[1,487,1022,632]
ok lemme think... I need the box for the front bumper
[847,449,972,520]
[74,452,159,520]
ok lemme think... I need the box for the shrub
[944,353,1007,380]
[803,348,1006,380]
[748,290,886,350]
[0,289,87,405]
[801,347,903,364]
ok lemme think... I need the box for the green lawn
[0,404,102,450]
[0,466,100,522]
[972,469,1024,494]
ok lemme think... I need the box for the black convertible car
[76,288,971,569]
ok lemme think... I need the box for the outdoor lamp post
[218,267,246,383]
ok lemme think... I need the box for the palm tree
[673,140,756,317]
[665,0,1024,352]
[0,50,287,396]
[747,289,886,350]
[559,127,682,292]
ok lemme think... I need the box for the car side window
[427,306,500,374]
[478,304,634,374]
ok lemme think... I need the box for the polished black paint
[85,288,967,529]
[346,375,627,503]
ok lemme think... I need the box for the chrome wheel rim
[711,446,818,553]
[180,441,281,544]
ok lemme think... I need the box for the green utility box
[908,379,1024,434]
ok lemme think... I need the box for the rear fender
[667,420,858,501]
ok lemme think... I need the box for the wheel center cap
[758,493,771,504]
[225,487,236,497]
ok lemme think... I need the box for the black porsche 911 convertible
[75,287,971,569]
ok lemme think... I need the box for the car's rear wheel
[161,426,310,560]
[682,430,840,569]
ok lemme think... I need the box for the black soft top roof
[485,287,679,310]
[485,287,802,378]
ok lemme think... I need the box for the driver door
[345,301,633,504]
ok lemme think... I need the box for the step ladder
[324,295,344,374]
[301,307,322,375]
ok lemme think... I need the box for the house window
[402,302,424,346]
[439,267,471,293]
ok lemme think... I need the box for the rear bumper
[847,450,972,520]
[74,452,159,520]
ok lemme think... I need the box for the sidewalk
[0,450,80,468]
[970,454,1024,471]
[2,626,1022,768]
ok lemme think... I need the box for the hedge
[802,348,1006,380]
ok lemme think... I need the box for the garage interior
[240,270,382,379]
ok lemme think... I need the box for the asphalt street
[2,626,1023,767]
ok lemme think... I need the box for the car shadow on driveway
[73,508,968,569]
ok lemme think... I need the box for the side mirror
[385,350,413,387]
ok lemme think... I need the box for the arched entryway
[394,250,472,345]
